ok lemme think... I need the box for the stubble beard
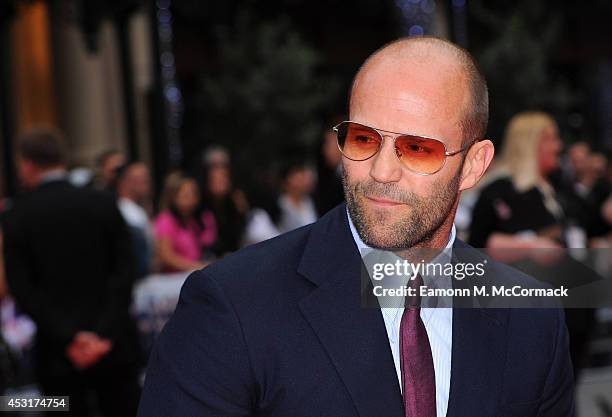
[342,166,462,251]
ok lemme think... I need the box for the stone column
[128,9,155,169]
[51,10,127,166]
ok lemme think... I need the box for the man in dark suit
[139,37,574,416]
[2,128,141,416]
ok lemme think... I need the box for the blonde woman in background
[468,111,594,380]
[468,111,574,253]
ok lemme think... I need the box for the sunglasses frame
[333,120,478,176]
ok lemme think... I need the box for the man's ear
[459,139,495,191]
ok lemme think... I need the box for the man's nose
[369,136,402,183]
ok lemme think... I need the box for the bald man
[138,38,574,417]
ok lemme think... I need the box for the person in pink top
[154,172,217,272]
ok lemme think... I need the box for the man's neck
[285,192,305,207]
[119,191,135,202]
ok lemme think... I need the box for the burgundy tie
[400,274,436,417]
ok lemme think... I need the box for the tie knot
[405,274,423,309]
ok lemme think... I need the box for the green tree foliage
[469,0,576,141]
[197,12,339,172]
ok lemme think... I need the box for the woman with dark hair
[240,173,282,247]
[201,164,248,257]
[154,172,217,272]
[313,119,345,216]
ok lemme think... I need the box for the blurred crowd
[0,122,346,416]
[0,110,611,415]
[456,112,612,385]
[2,129,345,279]
[458,111,612,250]
[74,132,344,275]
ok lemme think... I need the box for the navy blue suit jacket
[138,204,575,417]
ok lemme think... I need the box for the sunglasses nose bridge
[368,131,404,183]
[379,132,403,160]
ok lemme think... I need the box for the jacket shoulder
[200,223,314,288]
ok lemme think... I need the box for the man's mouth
[364,195,405,207]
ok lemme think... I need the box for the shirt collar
[347,208,456,321]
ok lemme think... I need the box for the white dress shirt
[277,195,318,233]
[348,211,453,417]
[118,198,154,244]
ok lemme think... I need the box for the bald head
[349,37,488,143]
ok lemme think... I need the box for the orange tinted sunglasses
[334,121,477,175]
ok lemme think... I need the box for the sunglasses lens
[395,135,447,174]
[336,122,449,174]
[337,122,381,161]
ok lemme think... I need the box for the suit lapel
[298,205,404,417]
[297,209,510,417]
[447,241,510,417]
[445,308,509,417]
